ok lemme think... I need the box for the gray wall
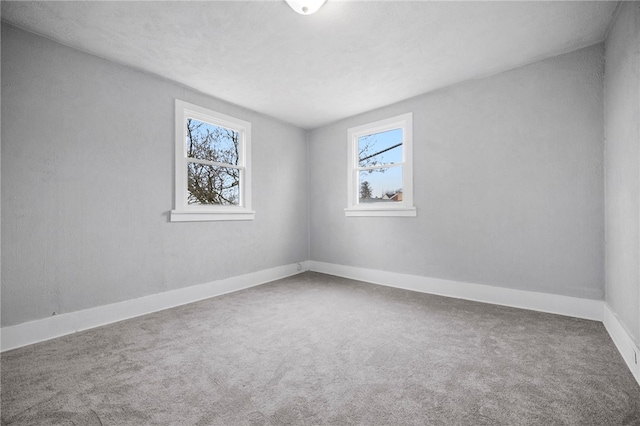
[3,18,627,330]
[604,2,640,343]
[1,24,309,327]
[309,44,605,300]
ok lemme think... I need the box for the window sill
[171,209,255,222]
[344,207,417,217]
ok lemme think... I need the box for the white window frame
[171,100,254,222]
[345,112,416,217]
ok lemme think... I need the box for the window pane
[188,162,240,205]
[358,167,403,203]
[358,128,403,168]
[186,118,239,165]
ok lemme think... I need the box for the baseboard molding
[309,262,640,386]
[309,261,604,321]
[1,261,310,352]
[603,304,640,386]
[6,260,638,388]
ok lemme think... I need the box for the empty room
[1,0,640,424]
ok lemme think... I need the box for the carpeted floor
[2,272,640,425]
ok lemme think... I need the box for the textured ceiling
[1,1,618,129]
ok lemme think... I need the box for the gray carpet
[2,272,640,425]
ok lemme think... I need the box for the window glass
[358,128,403,167]
[187,163,240,205]
[186,118,239,165]
[358,167,403,203]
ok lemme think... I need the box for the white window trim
[171,100,254,222]
[345,112,416,217]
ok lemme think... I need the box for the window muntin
[172,100,253,222]
[346,113,415,217]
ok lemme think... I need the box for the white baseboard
[603,304,640,385]
[309,261,604,321]
[309,262,640,386]
[1,261,310,352]
[6,260,638,388]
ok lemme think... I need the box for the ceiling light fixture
[285,0,327,15]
